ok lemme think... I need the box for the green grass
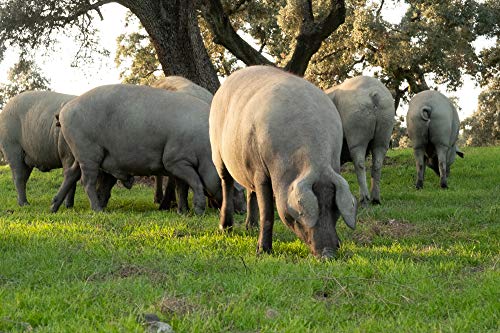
[0,147,498,332]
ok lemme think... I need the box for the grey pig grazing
[407,90,464,189]
[0,91,77,207]
[150,76,245,213]
[210,66,357,258]
[151,76,212,209]
[325,76,395,206]
[51,84,229,214]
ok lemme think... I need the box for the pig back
[0,91,75,170]
[210,66,343,188]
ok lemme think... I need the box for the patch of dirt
[158,295,196,317]
[265,308,279,319]
[353,219,416,245]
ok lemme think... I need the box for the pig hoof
[359,197,370,208]
[121,176,134,189]
[193,207,205,215]
[219,223,233,232]
[91,205,104,212]
[320,247,337,259]
[371,199,381,205]
[256,245,272,255]
[245,221,257,230]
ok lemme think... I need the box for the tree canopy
[0,0,349,93]
[461,76,500,146]
[0,57,51,110]
[114,0,498,113]
[0,0,498,113]
[0,56,51,163]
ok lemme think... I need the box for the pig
[151,76,245,213]
[151,76,213,104]
[150,76,213,208]
[0,91,77,207]
[407,90,464,189]
[51,84,241,214]
[209,66,357,258]
[325,76,395,206]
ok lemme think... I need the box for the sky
[0,3,494,119]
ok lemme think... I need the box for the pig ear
[330,170,357,230]
[287,180,319,228]
[421,105,432,121]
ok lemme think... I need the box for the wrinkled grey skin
[0,91,77,207]
[407,90,464,189]
[326,76,395,206]
[210,66,357,258]
[151,76,245,213]
[51,84,237,214]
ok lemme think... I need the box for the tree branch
[311,46,347,64]
[51,0,114,24]
[284,0,346,75]
[300,0,315,23]
[200,0,272,67]
[393,85,408,112]
[228,0,251,16]
[376,0,385,20]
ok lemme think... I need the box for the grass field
[0,147,498,332]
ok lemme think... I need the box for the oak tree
[1,0,347,92]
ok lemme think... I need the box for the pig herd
[0,65,464,258]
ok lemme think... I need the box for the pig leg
[350,145,370,207]
[159,176,176,210]
[61,158,77,208]
[79,161,103,212]
[64,183,77,208]
[245,190,259,230]
[2,145,33,206]
[154,176,163,204]
[414,147,426,189]
[96,172,118,208]
[436,145,449,189]
[166,161,205,215]
[255,177,274,254]
[219,167,235,230]
[370,145,388,204]
[175,178,190,214]
[51,161,81,212]
[212,151,234,229]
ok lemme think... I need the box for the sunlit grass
[0,147,498,332]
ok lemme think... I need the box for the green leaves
[114,15,162,85]
[461,76,500,146]
[0,56,50,109]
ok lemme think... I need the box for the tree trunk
[121,0,220,93]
